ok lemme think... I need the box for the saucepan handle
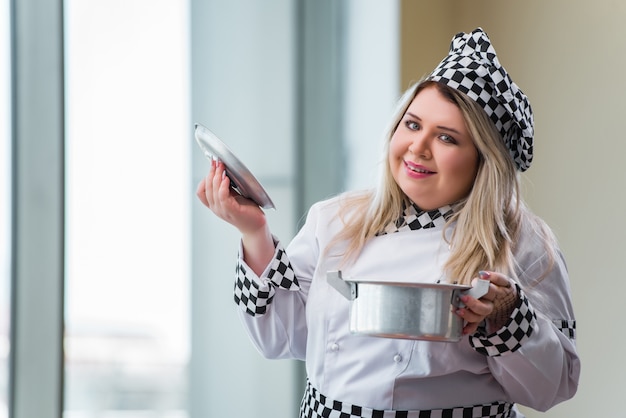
[457,279,490,308]
[327,270,357,300]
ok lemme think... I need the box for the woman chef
[196,27,580,417]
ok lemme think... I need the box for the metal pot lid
[194,123,275,209]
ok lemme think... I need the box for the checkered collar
[378,202,454,235]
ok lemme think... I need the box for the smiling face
[389,84,479,210]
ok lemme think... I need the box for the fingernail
[479,271,490,279]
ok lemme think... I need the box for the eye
[438,133,457,144]
[405,120,419,131]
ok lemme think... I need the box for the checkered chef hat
[428,28,534,171]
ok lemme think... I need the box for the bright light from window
[64,1,190,416]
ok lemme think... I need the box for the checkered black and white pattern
[469,283,537,356]
[428,28,534,172]
[234,243,300,316]
[553,319,576,340]
[299,379,514,418]
[379,203,454,235]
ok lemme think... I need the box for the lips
[404,160,435,175]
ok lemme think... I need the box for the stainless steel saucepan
[327,270,490,342]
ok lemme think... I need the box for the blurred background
[2,0,622,417]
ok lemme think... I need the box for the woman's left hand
[455,270,517,335]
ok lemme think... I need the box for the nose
[408,134,431,159]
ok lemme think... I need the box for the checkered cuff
[469,283,537,356]
[234,240,300,317]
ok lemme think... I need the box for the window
[63,1,190,416]
[8,1,399,417]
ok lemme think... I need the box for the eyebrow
[406,112,463,135]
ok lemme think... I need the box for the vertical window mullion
[10,0,65,417]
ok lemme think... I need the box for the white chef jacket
[234,195,580,413]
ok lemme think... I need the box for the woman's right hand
[197,159,275,275]
[196,159,267,236]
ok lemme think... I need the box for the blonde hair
[329,80,557,285]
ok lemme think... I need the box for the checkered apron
[299,380,513,418]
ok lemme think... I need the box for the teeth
[408,166,429,173]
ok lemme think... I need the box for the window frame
[9,0,65,417]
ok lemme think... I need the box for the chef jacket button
[393,354,402,363]
[330,343,339,352]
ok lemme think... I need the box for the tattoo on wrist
[487,287,518,329]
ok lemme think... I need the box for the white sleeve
[234,203,322,361]
[470,248,580,411]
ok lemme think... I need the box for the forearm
[234,238,309,359]
[487,315,579,410]
[486,284,518,332]
[241,224,275,276]
[469,283,579,410]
